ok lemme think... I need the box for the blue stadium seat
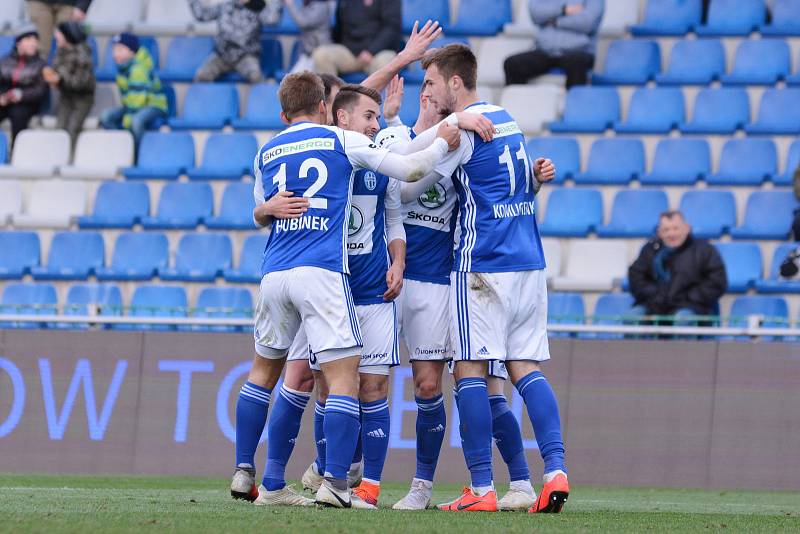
[190,287,253,332]
[655,39,725,85]
[0,232,39,279]
[720,39,791,85]
[260,37,284,79]
[640,139,710,185]
[679,88,749,134]
[679,190,736,239]
[159,233,233,282]
[231,83,284,130]
[614,87,684,134]
[715,242,763,293]
[398,84,423,126]
[773,140,800,186]
[631,0,702,35]
[574,138,644,184]
[262,0,301,35]
[402,37,469,83]
[187,133,258,181]
[62,283,123,320]
[31,232,104,281]
[0,36,13,58]
[755,244,800,294]
[224,234,268,284]
[591,292,637,338]
[123,132,195,180]
[205,182,258,230]
[150,84,177,129]
[548,87,619,133]
[591,40,661,85]
[117,285,188,331]
[78,182,150,229]
[402,0,449,33]
[539,188,603,237]
[526,137,580,182]
[168,83,239,130]
[744,89,800,135]
[159,36,214,82]
[596,189,669,238]
[448,0,511,36]
[0,283,58,329]
[730,191,799,240]
[0,131,8,163]
[95,232,169,281]
[728,296,789,328]
[141,182,214,230]
[695,0,765,36]
[706,139,776,186]
[760,0,800,35]
[548,292,585,336]
[96,35,159,81]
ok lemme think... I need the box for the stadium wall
[0,330,798,491]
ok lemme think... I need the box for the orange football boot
[352,480,381,507]
[529,472,569,513]
[437,487,498,512]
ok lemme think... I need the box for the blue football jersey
[434,102,546,273]
[254,122,389,276]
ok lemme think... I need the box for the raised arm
[189,0,222,22]
[361,20,442,92]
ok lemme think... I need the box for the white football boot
[497,487,537,511]
[392,478,433,510]
[254,484,315,507]
[230,466,257,501]
[315,479,352,508]
[301,462,324,492]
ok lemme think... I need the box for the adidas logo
[316,438,327,446]
[289,438,296,444]
[428,424,445,433]
[366,428,387,439]
[477,346,490,356]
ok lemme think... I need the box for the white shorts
[398,279,451,361]
[254,267,362,365]
[447,359,508,379]
[450,270,550,363]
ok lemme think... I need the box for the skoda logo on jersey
[364,171,377,191]
[348,205,364,237]
[418,183,446,209]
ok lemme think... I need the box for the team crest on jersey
[364,171,377,191]
[348,205,364,236]
[418,183,446,209]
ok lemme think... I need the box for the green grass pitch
[0,474,798,533]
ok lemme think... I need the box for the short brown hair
[319,73,345,101]
[278,71,325,120]
[659,210,685,221]
[331,84,382,126]
[421,43,477,90]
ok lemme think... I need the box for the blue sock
[352,430,363,465]
[455,377,493,489]
[313,401,326,474]
[235,381,272,468]
[515,371,566,474]
[324,395,361,480]
[489,395,530,482]
[361,398,390,483]
[262,385,311,490]
[414,394,446,482]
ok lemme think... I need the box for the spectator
[503,0,604,88]
[312,0,401,77]
[26,0,93,59]
[0,25,48,143]
[792,164,800,241]
[43,21,95,146]
[779,246,800,280]
[99,33,166,147]
[189,0,282,84]
[285,0,334,73]
[629,211,727,320]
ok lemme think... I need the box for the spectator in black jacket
[26,0,93,58]
[629,211,727,319]
[0,25,48,143]
[313,0,401,77]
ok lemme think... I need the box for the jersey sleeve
[342,129,391,171]
[434,130,474,178]
[253,152,266,206]
[385,179,405,243]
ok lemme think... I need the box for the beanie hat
[57,21,88,45]
[15,24,38,44]
[112,32,140,53]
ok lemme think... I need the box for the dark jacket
[333,0,402,56]
[53,42,95,96]
[629,235,727,316]
[189,0,281,64]
[26,0,93,11]
[0,51,48,106]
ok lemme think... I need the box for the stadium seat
[62,284,123,324]
[187,133,258,181]
[720,39,791,85]
[551,239,629,291]
[503,0,534,36]
[728,296,789,329]
[548,87,619,133]
[260,38,284,80]
[715,243,763,293]
[526,137,579,182]
[30,231,104,281]
[640,139,710,185]
[0,36,12,58]
[730,191,799,240]
[95,36,159,81]
[590,40,660,85]
[190,287,253,332]
[548,293,585,331]
[614,87,684,134]
[679,88,749,134]
[168,83,239,130]
[0,129,70,179]
[0,283,57,329]
[706,139,776,186]
[78,181,150,229]
[0,0,23,31]
[59,131,134,180]
[133,0,194,35]
[679,190,736,239]
[448,0,511,36]
[596,189,669,238]
[475,36,532,87]
[118,285,188,331]
[744,89,800,135]
[141,182,214,230]
[12,180,86,229]
[574,138,644,184]
[541,238,562,279]
[95,232,168,281]
[755,244,800,294]
[655,39,725,85]
[402,0,449,33]
[0,131,7,163]
[85,0,143,33]
[773,140,800,186]
[123,132,195,180]
[598,0,640,37]
[695,0,765,36]
[398,84,423,127]
[631,0,702,35]
[205,182,258,230]
[159,233,233,282]
[0,232,39,279]
[0,180,22,224]
[231,83,284,130]
[760,0,800,35]
[224,234,268,283]
[159,36,214,82]
[500,85,563,134]
[539,188,603,237]
[593,292,636,323]
[262,0,302,35]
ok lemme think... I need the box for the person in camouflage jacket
[0,25,48,143]
[189,0,282,83]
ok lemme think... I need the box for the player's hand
[534,157,556,183]
[400,20,443,63]
[260,191,310,219]
[383,75,404,122]
[383,263,404,301]
[436,122,460,151]
[455,112,495,142]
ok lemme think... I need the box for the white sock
[510,479,534,495]
[411,478,433,491]
[472,484,494,496]
[543,469,568,483]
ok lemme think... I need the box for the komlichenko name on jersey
[492,200,536,219]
